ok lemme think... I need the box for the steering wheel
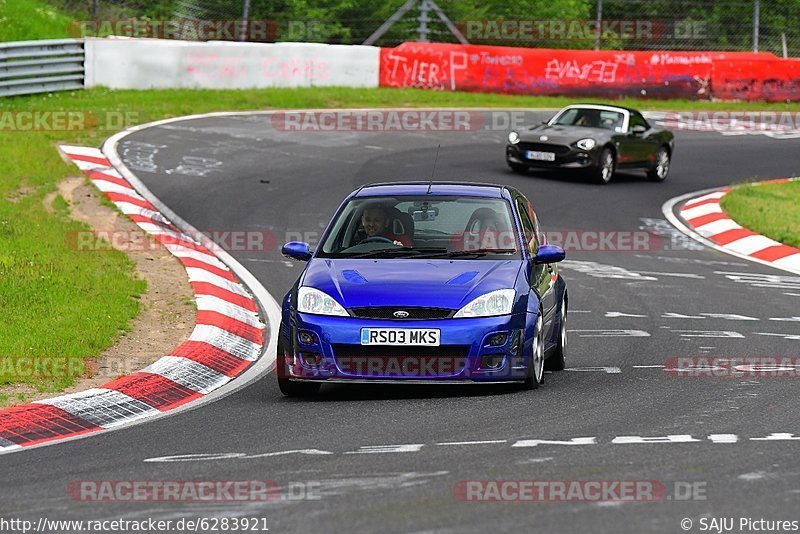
[360,236,394,244]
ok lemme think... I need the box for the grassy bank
[3,85,800,399]
[0,0,73,42]
[721,180,800,250]
[9,86,800,116]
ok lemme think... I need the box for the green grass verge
[0,0,73,42]
[0,93,147,395]
[721,180,800,250]
[8,86,800,116]
[3,85,800,398]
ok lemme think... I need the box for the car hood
[301,258,524,310]
[519,124,611,144]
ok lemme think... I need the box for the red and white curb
[663,178,800,275]
[0,144,276,453]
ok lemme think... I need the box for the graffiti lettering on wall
[379,42,800,102]
[187,54,245,80]
[262,56,329,81]
[494,69,559,91]
[474,51,523,66]
[383,49,462,90]
[379,43,718,99]
[649,53,712,66]
[544,59,619,83]
[186,53,329,82]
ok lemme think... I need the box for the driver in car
[359,204,413,247]
[575,109,600,128]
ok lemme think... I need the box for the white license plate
[526,150,556,161]
[360,328,440,346]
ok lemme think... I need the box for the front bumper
[506,143,598,169]
[282,312,531,383]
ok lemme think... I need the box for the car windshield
[551,108,624,131]
[316,195,521,260]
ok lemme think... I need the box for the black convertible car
[506,104,675,184]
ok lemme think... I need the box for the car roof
[560,103,637,114]
[354,181,506,198]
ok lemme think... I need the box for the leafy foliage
[7,0,800,54]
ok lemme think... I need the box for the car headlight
[508,131,520,145]
[297,287,348,316]
[454,289,515,318]
[576,138,596,151]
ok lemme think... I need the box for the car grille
[518,142,571,155]
[332,344,469,377]
[349,307,454,320]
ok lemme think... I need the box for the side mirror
[282,241,312,261]
[533,244,565,264]
[631,125,646,135]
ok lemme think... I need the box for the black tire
[592,148,615,184]
[522,314,545,390]
[647,146,670,182]
[276,339,321,397]
[545,295,567,372]
[508,162,528,174]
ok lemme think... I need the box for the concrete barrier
[712,57,800,101]
[379,42,800,102]
[82,37,800,101]
[85,38,379,89]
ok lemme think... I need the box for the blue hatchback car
[277,182,568,396]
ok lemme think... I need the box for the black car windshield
[316,195,521,260]
[551,108,624,131]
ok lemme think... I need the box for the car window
[531,210,546,246]
[317,195,521,259]
[393,199,464,235]
[598,111,624,131]
[553,108,623,131]
[515,198,538,254]
[552,108,578,125]
[629,111,648,131]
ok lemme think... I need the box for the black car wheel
[522,314,545,389]
[647,146,671,182]
[545,295,567,372]
[509,162,528,174]
[593,148,615,184]
[276,339,321,397]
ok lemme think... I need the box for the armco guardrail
[0,39,85,97]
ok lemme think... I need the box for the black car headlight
[576,138,596,151]
[508,131,520,145]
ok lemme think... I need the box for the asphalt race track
[3,111,800,533]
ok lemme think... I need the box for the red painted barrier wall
[712,58,800,101]
[379,42,799,101]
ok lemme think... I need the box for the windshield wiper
[348,247,447,259]
[415,248,518,259]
